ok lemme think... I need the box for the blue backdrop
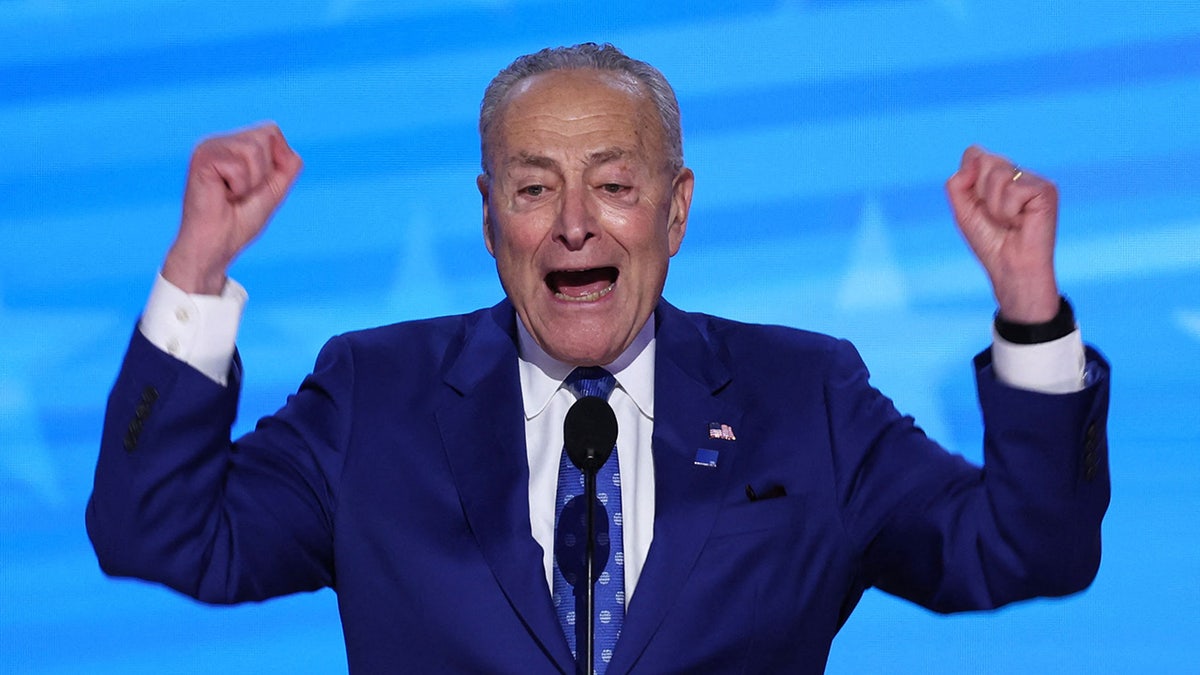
[3,1,1198,672]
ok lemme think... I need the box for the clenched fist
[946,146,1061,324]
[162,123,303,295]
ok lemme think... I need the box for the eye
[600,183,628,194]
[519,185,545,197]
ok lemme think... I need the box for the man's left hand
[946,145,1061,324]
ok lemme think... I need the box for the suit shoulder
[674,307,845,358]
[336,312,470,347]
[320,304,510,371]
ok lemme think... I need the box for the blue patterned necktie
[554,366,624,674]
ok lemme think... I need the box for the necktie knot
[564,367,616,401]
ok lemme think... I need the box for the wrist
[994,273,1060,324]
[162,248,229,296]
[994,296,1076,344]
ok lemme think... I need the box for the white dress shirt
[516,316,656,607]
[137,274,1087,606]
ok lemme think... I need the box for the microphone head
[563,396,618,474]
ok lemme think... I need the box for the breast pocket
[708,493,802,539]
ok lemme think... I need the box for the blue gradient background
[2,1,1198,672]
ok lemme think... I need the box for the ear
[477,173,496,257]
[667,168,694,256]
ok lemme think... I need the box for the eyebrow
[505,147,630,171]
[585,147,628,165]
[508,152,558,171]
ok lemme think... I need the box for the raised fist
[946,146,1060,324]
[162,123,303,295]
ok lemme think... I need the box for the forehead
[489,69,663,167]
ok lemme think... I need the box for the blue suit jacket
[87,300,1110,673]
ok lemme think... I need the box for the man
[87,44,1110,674]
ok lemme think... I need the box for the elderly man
[88,44,1109,674]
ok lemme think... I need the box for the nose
[552,184,597,250]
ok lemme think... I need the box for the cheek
[602,198,659,238]
[492,228,546,281]
[627,207,676,254]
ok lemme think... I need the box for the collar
[517,315,656,421]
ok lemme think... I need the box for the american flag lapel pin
[708,422,736,441]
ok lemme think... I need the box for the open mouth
[545,267,618,302]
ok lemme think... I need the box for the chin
[546,339,621,367]
[521,292,643,366]
[539,323,627,367]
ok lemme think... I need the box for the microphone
[561,396,618,674]
[563,396,617,473]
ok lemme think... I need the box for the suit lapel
[434,300,742,673]
[436,302,574,673]
[608,302,743,674]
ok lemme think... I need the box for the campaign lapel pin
[694,447,719,468]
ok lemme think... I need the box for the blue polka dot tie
[554,367,623,674]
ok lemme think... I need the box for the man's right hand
[161,123,303,295]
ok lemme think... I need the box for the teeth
[555,282,615,302]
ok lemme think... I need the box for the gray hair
[478,43,684,175]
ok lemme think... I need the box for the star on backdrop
[1176,309,1200,343]
[674,197,986,448]
[0,287,122,508]
[824,198,982,447]
[246,204,473,388]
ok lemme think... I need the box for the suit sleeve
[85,327,353,604]
[828,339,1111,613]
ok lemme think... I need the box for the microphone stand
[563,395,617,675]
[581,462,598,675]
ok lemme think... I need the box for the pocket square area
[745,483,787,502]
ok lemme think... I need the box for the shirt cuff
[138,273,247,386]
[990,325,1086,394]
